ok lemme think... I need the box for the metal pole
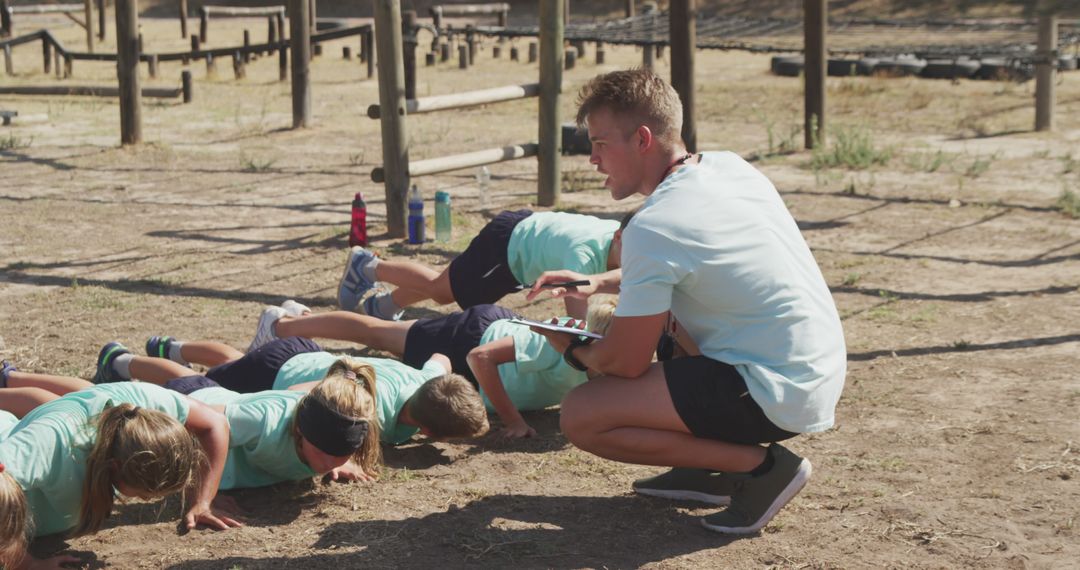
[289,0,311,127]
[374,0,409,238]
[538,0,563,207]
[670,0,696,152]
[1035,12,1057,132]
[115,0,141,144]
[804,0,826,149]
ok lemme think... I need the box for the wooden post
[278,46,287,81]
[528,41,537,63]
[96,0,105,40]
[1,0,10,38]
[1035,12,1057,132]
[84,0,94,52]
[565,47,576,69]
[596,41,604,64]
[54,49,61,78]
[289,0,311,127]
[572,39,585,59]
[563,0,569,26]
[115,0,142,144]
[179,0,187,38]
[147,53,158,78]
[626,0,635,17]
[364,27,374,78]
[466,27,476,65]
[199,7,207,42]
[538,0,563,207]
[206,52,216,77]
[137,32,143,54]
[458,44,467,69]
[190,33,199,55]
[804,0,826,149]
[42,37,52,73]
[431,6,442,30]
[670,0,696,152]
[64,55,72,78]
[232,51,245,79]
[424,51,434,66]
[643,43,654,70]
[493,44,501,59]
[267,16,276,54]
[276,11,285,42]
[510,45,519,61]
[440,41,449,62]
[181,69,192,102]
[313,43,322,57]
[308,0,316,36]
[243,29,251,62]
[374,0,409,238]
[497,8,507,27]
[344,46,352,60]
[403,10,417,101]
[3,44,11,76]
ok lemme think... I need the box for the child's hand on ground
[184,500,244,531]
[499,421,537,439]
[210,494,247,520]
[327,460,377,483]
[22,553,82,570]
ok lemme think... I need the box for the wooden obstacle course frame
[430,2,509,30]
[198,4,285,43]
[2,1,95,51]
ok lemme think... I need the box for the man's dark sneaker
[632,468,736,506]
[0,360,16,388]
[145,335,177,360]
[93,342,131,384]
[701,443,812,535]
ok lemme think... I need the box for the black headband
[296,397,368,457]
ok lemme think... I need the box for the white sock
[373,292,401,319]
[168,341,188,366]
[361,257,380,283]
[112,353,134,379]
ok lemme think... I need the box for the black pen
[517,280,591,290]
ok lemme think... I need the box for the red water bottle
[349,192,368,246]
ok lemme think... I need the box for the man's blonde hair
[408,374,489,439]
[576,68,684,146]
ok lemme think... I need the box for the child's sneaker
[145,335,178,360]
[0,360,17,388]
[93,342,132,384]
[247,306,287,353]
[700,443,812,535]
[337,247,378,310]
[360,292,404,321]
[281,299,311,317]
[632,467,737,506]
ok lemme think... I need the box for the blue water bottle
[407,185,425,244]
[435,190,451,242]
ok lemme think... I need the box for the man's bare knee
[559,388,596,443]
[429,271,456,305]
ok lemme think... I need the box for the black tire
[973,58,1034,81]
[921,59,980,79]
[872,57,926,77]
[1059,55,1078,72]
[770,55,804,77]
[827,58,878,77]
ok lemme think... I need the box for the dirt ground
[2,12,1079,570]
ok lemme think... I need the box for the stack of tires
[769,53,1078,81]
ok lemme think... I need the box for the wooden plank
[203,6,285,17]
[670,0,696,152]
[368,82,540,118]
[804,0,826,149]
[537,0,563,206]
[374,0,409,238]
[0,85,181,97]
[11,4,83,14]
[371,143,538,183]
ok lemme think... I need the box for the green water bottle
[435,190,452,242]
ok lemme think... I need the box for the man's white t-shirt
[615,151,846,433]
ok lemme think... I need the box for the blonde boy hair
[408,373,489,439]
[586,295,619,336]
[295,358,382,475]
[76,403,203,537]
[0,470,30,569]
[575,68,684,147]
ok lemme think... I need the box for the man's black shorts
[663,356,798,445]
[403,304,520,385]
[205,336,322,393]
[448,209,532,309]
[163,375,221,396]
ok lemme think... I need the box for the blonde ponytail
[0,469,30,569]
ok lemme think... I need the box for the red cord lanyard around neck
[661,152,695,183]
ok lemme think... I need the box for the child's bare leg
[5,370,93,395]
[179,341,244,368]
[377,261,455,306]
[129,356,200,385]
[0,387,61,417]
[275,312,413,357]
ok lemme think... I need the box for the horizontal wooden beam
[201,6,285,17]
[371,143,537,183]
[367,82,540,119]
[432,3,510,17]
[0,85,182,98]
[10,4,81,14]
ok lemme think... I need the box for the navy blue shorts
[663,356,798,445]
[205,336,322,393]
[403,304,520,384]
[163,375,221,395]
[447,209,532,309]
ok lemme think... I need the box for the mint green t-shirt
[477,318,588,411]
[505,211,620,285]
[0,410,18,439]
[188,387,315,490]
[364,357,447,445]
[0,383,189,536]
[273,351,341,390]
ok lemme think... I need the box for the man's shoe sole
[700,459,812,535]
[632,487,732,506]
